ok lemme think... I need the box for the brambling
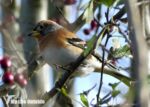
[28,20,130,83]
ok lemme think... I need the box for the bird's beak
[28,31,41,38]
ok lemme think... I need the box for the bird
[28,20,131,86]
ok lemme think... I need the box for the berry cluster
[0,56,27,87]
[83,19,98,35]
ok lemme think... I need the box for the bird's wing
[67,38,87,49]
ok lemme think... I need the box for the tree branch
[125,0,149,106]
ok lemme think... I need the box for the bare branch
[125,0,149,106]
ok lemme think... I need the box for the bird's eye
[39,25,44,29]
[37,24,44,31]
[32,23,47,36]
[33,24,44,31]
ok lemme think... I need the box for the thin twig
[55,6,70,25]
[96,34,110,105]
[96,6,127,105]
[105,8,109,22]
[0,84,9,97]
[0,28,26,65]
[1,96,9,107]
[82,84,97,96]
[70,0,99,32]
[118,26,131,45]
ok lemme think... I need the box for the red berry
[14,73,24,82]
[14,73,27,87]
[83,29,90,35]
[111,59,116,65]
[0,56,11,70]
[90,20,98,30]
[2,71,14,85]
[19,79,27,87]
[64,0,76,5]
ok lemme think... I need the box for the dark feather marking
[67,38,86,48]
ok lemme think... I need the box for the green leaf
[109,82,120,90]
[96,30,105,47]
[80,93,89,107]
[60,87,68,97]
[112,44,131,58]
[83,1,94,23]
[83,35,97,56]
[99,0,116,7]
[109,82,121,98]
[113,0,124,7]
[111,90,120,98]
[82,26,107,57]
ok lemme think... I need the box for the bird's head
[28,20,62,39]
